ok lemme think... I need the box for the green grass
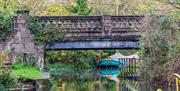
[12,64,43,79]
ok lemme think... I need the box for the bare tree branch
[167,0,180,9]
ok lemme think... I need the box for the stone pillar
[12,10,45,70]
[16,9,36,53]
[101,15,112,37]
[11,10,42,67]
[11,9,31,62]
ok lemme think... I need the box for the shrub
[0,50,17,88]
[139,16,180,83]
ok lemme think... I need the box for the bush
[0,73,17,88]
[0,51,17,88]
[139,16,180,83]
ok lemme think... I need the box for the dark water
[36,69,176,91]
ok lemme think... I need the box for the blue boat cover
[99,59,126,66]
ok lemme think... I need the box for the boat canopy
[109,52,140,59]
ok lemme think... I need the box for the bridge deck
[45,40,139,50]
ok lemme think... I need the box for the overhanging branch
[168,0,180,9]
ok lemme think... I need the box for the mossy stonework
[2,9,146,70]
[6,10,45,70]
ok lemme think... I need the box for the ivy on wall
[28,17,65,44]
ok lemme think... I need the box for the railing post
[101,15,112,37]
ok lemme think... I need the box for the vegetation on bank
[139,16,180,83]
[0,51,43,88]
[45,49,138,71]
[11,57,43,79]
[0,51,17,88]
[12,64,43,79]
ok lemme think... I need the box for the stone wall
[0,10,45,70]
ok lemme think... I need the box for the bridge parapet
[13,14,145,32]
[33,15,145,32]
[11,10,147,49]
[13,14,145,41]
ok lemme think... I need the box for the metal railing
[173,73,180,91]
[119,58,140,79]
[156,73,180,91]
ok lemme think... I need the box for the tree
[68,0,92,15]
[0,0,19,37]
[88,0,177,15]
[139,15,180,83]
[15,0,72,16]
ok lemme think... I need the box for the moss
[12,65,43,79]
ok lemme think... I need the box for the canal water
[35,68,176,91]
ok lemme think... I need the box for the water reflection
[0,82,5,91]
[34,68,176,91]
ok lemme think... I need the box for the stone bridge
[12,10,145,50]
[40,15,145,49]
[0,10,147,69]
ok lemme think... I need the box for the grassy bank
[12,64,43,79]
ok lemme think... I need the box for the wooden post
[116,81,119,91]
[116,0,119,15]
[176,78,179,91]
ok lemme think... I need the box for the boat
[99,57,127,67]
[99,58,120,67]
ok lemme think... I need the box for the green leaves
[0,50,17,88]
[45,50,100,69]
[28,17,66,44]
[0,0,18,37]
[158,16,169,30]
[68,0,92,15]
[0,11,13,37]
